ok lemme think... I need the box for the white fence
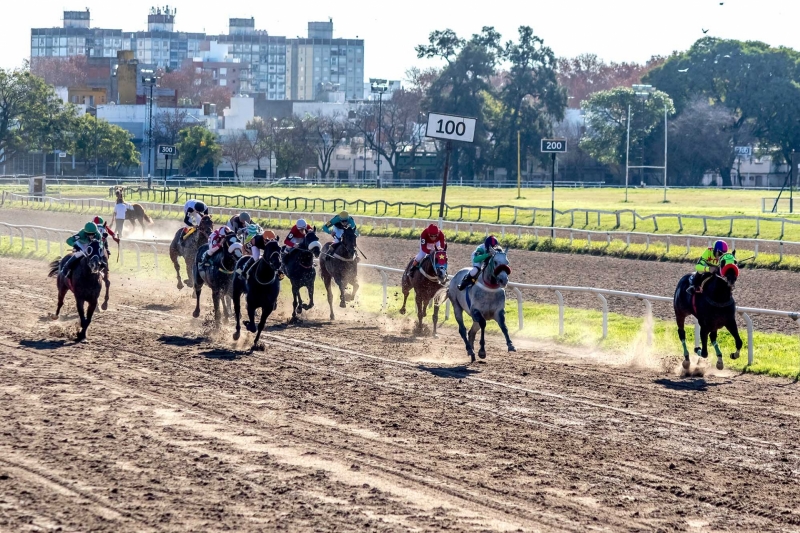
[5,192,800,261]
[3,221,799,367]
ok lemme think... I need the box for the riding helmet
[485,235,498,249]
[239,212,251,223]
[263,229,277,240]
[338,211,349,220]
[427,223,439,235]
[713,240,728,255]
[84,222,99,234]
[195,201,207,213]
[297,219,308,230]
[93,216,104,226]
[245,224,259,243]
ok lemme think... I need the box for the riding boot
[687,273,700,295]
[457,275,476,291]
[60,254,81,278]
[408,262,419,277]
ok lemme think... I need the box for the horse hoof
[303,303,313,311]
[508,344,516,352]
[329,313,335,320]
[192,309,200,318]
[252,343,265,352]
[716,359,724,371]
[76,333,87,342]
[399,308,406,315]
[233,331,240,341]
[694,347,702,356]
[185,280,194,289]
[177,282,184,290]
[682,359,690,370]
[433,333,439,339]
[730,351,740,360]
[478,349,487,359]
[101,302,108,311]
[245,322,257,334]
[339,301,346,309]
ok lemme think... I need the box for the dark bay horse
[169,215,213,290]
[400,249,449,336]
[282,230,322,322]
[674,254,742,371]
[114,187,153,235]
[192,233,244,326]
[48,240,105,341]
[447,251,516,362]
[319,227,359,320]
[232,239,282,350]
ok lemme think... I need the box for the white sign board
[735,146,752,157]
[425,113,476,143]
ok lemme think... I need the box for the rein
[252,258,278,286]
[418,255,446,285]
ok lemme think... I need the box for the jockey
[457,235,502,291]
[322,211,357,244]
[284,219,311,250]
[183,199,208,227]
[226,212,251,235]
[241,223,261,256]
[240,229,284,280]
[688,240,729,294]
[409,223,446,275]
[61,222,101,277]
[206,226,233,258]
[92,216,120,251]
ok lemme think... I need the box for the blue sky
[5,0,799,81]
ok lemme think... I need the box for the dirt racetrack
[2,257,800,532]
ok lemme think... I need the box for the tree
[644,37,800,184]
[353,89,425,180]
[417,27,503,180]
[580,87,674,178]
[159,63,231,112]
[246,117,278,177]
[273,116,312,178]
[220,131,251,179]
[177,126,221,176]
[71,114,139,174]
[557,54,664,109]
[491,26,567,180]
[154,109,197,146]
[30,56,88,88]
[304,113,351,182]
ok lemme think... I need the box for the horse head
[86,240,105,274]
[487,251,511,288]
[430,250,449,283]
[198,216,214,237]
[303,230,322,258]
[264,240,282,270]
[341,227,357,257]
[720,252,739,290]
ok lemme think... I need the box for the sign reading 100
[425,113,477,143]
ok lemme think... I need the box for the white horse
[447,250,516,362]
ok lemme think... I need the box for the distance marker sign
[540,139,567,153]
[425,113,476,143]
[158,145,178,156]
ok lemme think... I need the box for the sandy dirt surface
[2,257,800,532]
[3,207,799,335]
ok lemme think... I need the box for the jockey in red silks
[408,223,446,276]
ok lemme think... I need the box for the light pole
[625,84,668,202]
[86,105,99,178]
[141,71,159,189]
[370,78,388,188]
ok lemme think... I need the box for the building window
[220,79,227,86]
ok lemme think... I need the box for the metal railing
[6,192,800,261]
[2,220,798,366]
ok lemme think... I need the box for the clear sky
[5,0,799,81]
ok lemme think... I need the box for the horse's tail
[135,204,153,224]
[48,258,62,278]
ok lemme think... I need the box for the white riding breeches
[251,247,261,262]
[332,227,345,243]
[468,266,480,277]
[414,250,428,263]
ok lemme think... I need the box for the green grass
[4,233,799,378]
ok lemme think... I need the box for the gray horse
[447,250,516,362]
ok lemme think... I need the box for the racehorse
[400,249,449,336]
[447,250,516,362]
[47,240,105,341]
[232,239,283,350]
[673,253,742,371]
[192,232,244,326]
[319,227,359,320]
[169,215,213,290]
[115,187,153,235]
[282,230,322,322]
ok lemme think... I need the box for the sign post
[541,139,567,238]
[158,145,178,186]
[425,113,477,226]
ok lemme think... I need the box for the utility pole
[142,71,159,189]
[370,78,388,188]
[517,130,521,199]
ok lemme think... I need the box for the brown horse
[114,187,153,235]
[48,240,105,341]
[169,216,214,290]
[400,250,449,336]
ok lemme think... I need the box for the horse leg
[676,311,691,369]
[245,297,258,334]
[232,284,243,341]
[169,245,184,290]
[101,268,110,311]
[709,329,724,370]
[497,310,516,352]
[453,306,475,362]
[337,278,347,308]
[82,298,98,341]
[185,256,195,288]
[432,303,440,339]
[726,319,744,361]
[399,287,410,315]
[323,272,335,320]
[471,310,488,359]
[303,282,314,311]
[192,274,203,319]
[252,305,269,351]
[350,279,360,303]
[290,286,300,322]
[415,295,425,332]
[53,281,67,319]
[698,327,710,359]
[75,298,87,342]
[211,289,222,327]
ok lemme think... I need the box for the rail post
[379,270,389,311]
[597,293,608,339]
[32,228,39,251]
[741,312,754,365]
[512,287,524,331]
[150,244,159,271]
[643,298,653,345]
[555,290,565,336]
[445,299,450,321]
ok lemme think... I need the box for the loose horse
[232,239,283,350]
[282,230,322,322]
[192,233,244,326]
[319,227,359,320]
[169,215,213,289]
[48,240,105,341]
[114,187,153,235]
[400,249,448,336]
[674,254,742,371]
[447,251,516,362]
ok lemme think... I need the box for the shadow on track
[157,334,205,347]
[417,365,480,379]
[18,339,69,350]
